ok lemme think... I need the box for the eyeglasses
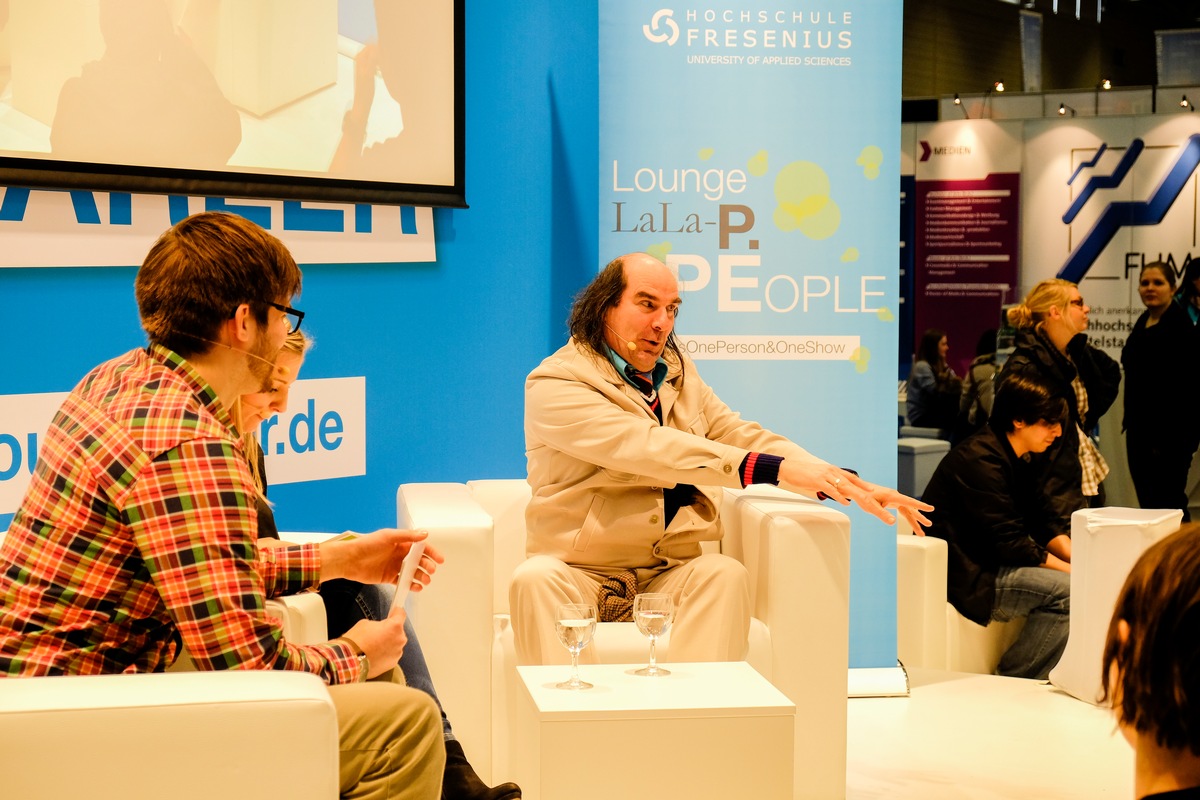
[268,301,305,334]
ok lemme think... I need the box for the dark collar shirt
[0,345,359,684]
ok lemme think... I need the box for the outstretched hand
[777,459,933,532]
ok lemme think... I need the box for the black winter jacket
[922,424,1062,625]
[997,329,1120,526]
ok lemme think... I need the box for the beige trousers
[329,667,445,800]
[509,553,751,665]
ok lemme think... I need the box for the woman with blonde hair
[998,278,1120,526]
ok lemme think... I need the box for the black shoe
[442,739,522,800]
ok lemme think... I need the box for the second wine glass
[631,592,673,676]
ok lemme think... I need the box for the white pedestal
[514,662,795,800]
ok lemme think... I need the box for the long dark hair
[567,254,685,375]
[915,328,947,371]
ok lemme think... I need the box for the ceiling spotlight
[952,93,969,118]
[1182,95,1194,111]
[1101,78,1112,90]
[1058,103,1077,117]
[994,81,1006,93]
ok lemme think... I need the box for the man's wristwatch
[339,636,370,682]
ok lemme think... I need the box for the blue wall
[0,0,599,534]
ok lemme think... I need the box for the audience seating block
[896,532,1024,674]
[897,437,950,499]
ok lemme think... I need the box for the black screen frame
[0,0,467,209]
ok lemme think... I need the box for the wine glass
[631,592,673,676]
[554,602,597,690]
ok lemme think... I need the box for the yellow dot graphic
[851,345,872,373]
[698,148,715,161]
[646,242,673,263]
[773,161,840,239]
[841,247,859,263]
[856,145,884,180]
[876,307,895,322]
[747,150,769,177]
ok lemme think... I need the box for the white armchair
[398,479,853,800]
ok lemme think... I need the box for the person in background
[921,373,1072,680]
[1121,261,1200,521]
[1176,258,1200,325]
[1101,522,1200,799]
[240,331,521,800]
[955,328,999,442]
[511,252,932,666]
[999,278,1121,519]
[906,328,962,431]
[0,211,445,800]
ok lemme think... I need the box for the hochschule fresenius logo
[643,9,680,45]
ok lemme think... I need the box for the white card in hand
[391,540,426,614]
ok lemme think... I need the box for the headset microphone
[606,324,637,353]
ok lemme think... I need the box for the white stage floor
[846,667,1133,799]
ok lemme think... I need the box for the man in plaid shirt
[0,211,445,800]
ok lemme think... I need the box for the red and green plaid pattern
[0,345,359,684]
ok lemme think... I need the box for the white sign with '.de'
[0,376,366,516]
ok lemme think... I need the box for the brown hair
[567,254,684,374]
[1005,278,1076,330]
[915,328,947,371]
[1140,260,1177,291]
[135,211,302,358]
[1101,522,1200,755]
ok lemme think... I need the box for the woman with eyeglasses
[238,331,522,800]
[998,278,1121,526]
[1121,262,1200,521]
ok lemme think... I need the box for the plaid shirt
[1070,372,1109,497]
[0,345,360,684]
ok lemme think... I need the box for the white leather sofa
[398,479,853,800]
[896,532,1025,674]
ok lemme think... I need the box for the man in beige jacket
[511,252,932,665]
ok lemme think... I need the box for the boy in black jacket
[922,372,1073,679]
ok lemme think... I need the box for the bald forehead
[621,254,679,301]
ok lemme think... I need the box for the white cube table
[514,662,796,800]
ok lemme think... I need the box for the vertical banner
[912,120,1023,377]
[599,2,903,672]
